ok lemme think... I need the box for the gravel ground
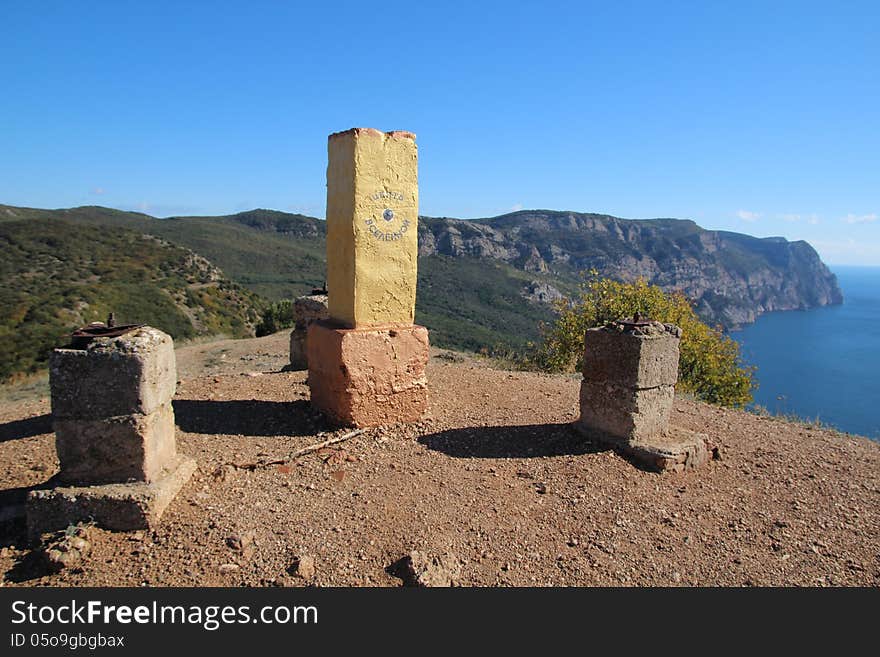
[0,332,877,587]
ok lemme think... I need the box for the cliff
[418,210,842,327]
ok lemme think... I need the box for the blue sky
[1,1,877,264]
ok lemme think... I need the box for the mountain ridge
[418,209,842,327]
[0,203,843,378]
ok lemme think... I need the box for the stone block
[26,456,196,541]
[621,428,713,473]
[289,329,308,370]
[294,294,329,326]
[582,324,680,389]
[50,327,176,420]
[578,380,674,442]
[307,320,428,427]
[289,294,329,370]
[53,402,177,486]
[575,416,713,473]
[325,128,419,328]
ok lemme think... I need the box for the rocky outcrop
[418,211,842,328]
[522,281,563,304]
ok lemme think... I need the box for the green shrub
[255,299,294,337]
[530,272,755,407]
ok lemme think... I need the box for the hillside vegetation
[0,203,843,384]
[1,205,327,300]
[0,215,262,380]
[0,205,558,361]
[416,256,558,352]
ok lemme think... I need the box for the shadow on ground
[418,423,608,459]
[0,486,32,532]
[3,547,55,583]
[385,556,414,587]
[173,399,326,437]
[0,479,60,583]
[0,414,52,443]
[1,516,57,583]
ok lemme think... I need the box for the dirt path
[0,332,877,587]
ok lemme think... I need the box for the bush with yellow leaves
[531,272,755,407]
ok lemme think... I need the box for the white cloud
[736,209,761,222]
[509,203,524,212]
[779,213,821,224]
[841,213,878,225]
[91,187,105,195]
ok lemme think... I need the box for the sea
[730,265,880,441]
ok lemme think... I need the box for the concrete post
[27,327,196,539]
[307,128,429,427]
[577,319,712,472]
[289,293,329,370]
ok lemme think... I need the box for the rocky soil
[0,332,876,587]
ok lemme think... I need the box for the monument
[577,316,712,472]
[27,324,196,540]
[307,128,429,427]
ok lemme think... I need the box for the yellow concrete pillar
[326,128,418,327]
[309,127,428,427]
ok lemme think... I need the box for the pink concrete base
[307,321,429,427]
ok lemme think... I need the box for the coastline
[732,265,880,440]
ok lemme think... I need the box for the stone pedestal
[576,320,711,472]
[579,382,675,442]
[307,321,429,427]
[27,327,195,539]
[27,457,197,540]
[289,293,329,370]
[53,402,177,485]
[308,128,428,427]
[623,429,712,473]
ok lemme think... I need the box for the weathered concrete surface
[289,294,329,370]
[295,294,330,323]
[307,320,428,427]
[578,380,675,442]
[54,402,177,486]
[289,332,307,370]
[582,322,681,388]
[325,128,418,328]
[50,327,176,420]
[575,422,714,473]
[577,319,712,472]
[26,456,197,541]
[40,325,196,533]
[578,320,681,442]
[625,428,715,473]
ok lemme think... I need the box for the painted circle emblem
[383,208,394,222]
